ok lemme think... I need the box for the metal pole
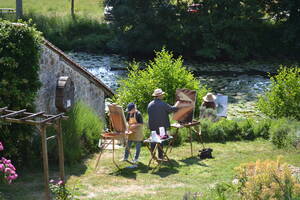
[40,125,51,200]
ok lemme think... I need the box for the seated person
[121,103,143,163]
[201,93,216,109]
[200,93,218,121]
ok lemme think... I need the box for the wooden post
[56,120,65,182]
[16,0,23,19]
[39,125,51,200]
[71,0,75,19]
[189,128,193,156]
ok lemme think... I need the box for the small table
[171,121,201,157]
[144,136,173,171]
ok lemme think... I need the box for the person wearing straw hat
[201,92,217,109]
[147,88,179,160]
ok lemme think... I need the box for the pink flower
[7,163,16,171]
[0,164,4,171]
[57,180,64,185]
[0,142,3,151]
[4,168,13,174]
[49,179,55,183]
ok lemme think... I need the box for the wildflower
[0,142,3,151]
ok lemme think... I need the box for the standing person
[200,92,218,120]
[122,103,144,163]
[147,88,179,160]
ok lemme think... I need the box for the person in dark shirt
[122,103,143,163]
[147,88,179,159]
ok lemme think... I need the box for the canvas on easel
[172,89,197,124]
[108,104,127,133]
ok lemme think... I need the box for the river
[68,52,272,118]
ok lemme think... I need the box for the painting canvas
[108,104,127,133]
[216,94,228,117]
[172,89,197,124]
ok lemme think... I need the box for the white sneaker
[120,158,128,162]
[132,159,139,163]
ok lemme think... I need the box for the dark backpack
[198,148,213,159]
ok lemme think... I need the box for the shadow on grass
[151,159,180,178]
[109,162,149,180]
[179,156,210,167]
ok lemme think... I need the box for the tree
[71,0,75,19]
[16,0,23,19]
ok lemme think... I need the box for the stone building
[35,39,114,119]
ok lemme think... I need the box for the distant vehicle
[104,5,113,20]
[187,3,201,13]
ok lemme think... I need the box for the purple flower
[50,179,55,183]
[0,142,3,151]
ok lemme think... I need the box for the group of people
[121,88,217,164]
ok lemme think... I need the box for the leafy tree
[258,66,300,120]
[0,20,42,166]
[114,48,208,113]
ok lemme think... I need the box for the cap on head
[127,102,136,112]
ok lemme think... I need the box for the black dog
[198,148,213,159]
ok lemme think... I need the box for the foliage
[109,0,299,61]
[269,118,300,149]
[49,179,75,200]
[258,66,300,120]
[22,13,115,53]
[0,19,42,166]
[115,48,208,113]
[61,102,103,163]
[235,157,300,200]
[0,142,18,184]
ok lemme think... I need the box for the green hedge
[170,117,299,149]
[0,19,42,166]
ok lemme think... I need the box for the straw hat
[152,88,165,97]
[203,93,216,102]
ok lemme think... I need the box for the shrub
[258,66,300,120]
[269,118,300,149]
[61,102,103,163]
[235,157,300,200]
[0,19,42,166]
[115,48,208,113]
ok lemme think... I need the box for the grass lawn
[0,0,104,19]
[0,139,299,199]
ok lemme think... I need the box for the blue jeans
[124,140,141,160]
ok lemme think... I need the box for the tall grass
[22,13,114,52]
[0,0,104,19]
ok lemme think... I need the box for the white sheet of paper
[159,127,166,137]
[67,99,71,108]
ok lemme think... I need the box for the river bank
[68,52,275,119]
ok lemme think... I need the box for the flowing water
[68,52,272,118]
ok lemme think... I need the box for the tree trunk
[71,0,75,19]
[16,0,23,19]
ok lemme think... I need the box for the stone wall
[35,40,114,119]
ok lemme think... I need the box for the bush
[115,48,208,113]
[269,118,300,149]
[61,102,103,163]
[235,157,300,200]
[258,66,300,120]
[0,19,42,166]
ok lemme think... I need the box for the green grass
[0,140,299,199]
[0,0,104,19]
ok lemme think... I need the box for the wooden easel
[95,104,129,170]
[171,121,200,156]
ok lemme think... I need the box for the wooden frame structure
[0,107,67,200]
